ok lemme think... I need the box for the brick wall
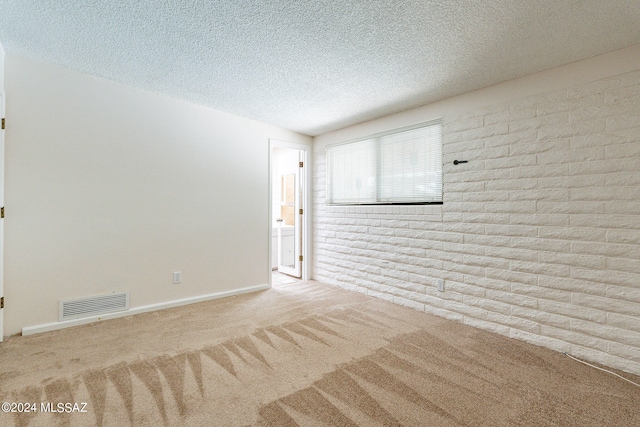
[312,69,640,375]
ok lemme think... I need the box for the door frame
[268,139,311,284]
[0,91,4,342]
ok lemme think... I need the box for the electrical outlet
[437,279,445,292]
[173,272,182,284]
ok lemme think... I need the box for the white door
[0,92,4,342]
[277,150,302,278]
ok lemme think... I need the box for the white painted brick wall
[313,69,640,375]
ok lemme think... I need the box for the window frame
[325,119,443,206]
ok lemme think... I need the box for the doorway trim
[268,139,311,285]
[0,91,4,342]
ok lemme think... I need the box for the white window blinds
[326,120,442,205]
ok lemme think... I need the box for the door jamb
[0,91,5,342]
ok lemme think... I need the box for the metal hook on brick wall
[453,160,468,165]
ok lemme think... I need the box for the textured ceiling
[1,1,640,136]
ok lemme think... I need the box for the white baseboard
[21,283,270,336]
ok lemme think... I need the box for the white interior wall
[3,55,311,336]
[313,45,640,375]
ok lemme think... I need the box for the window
[326,120,442,205]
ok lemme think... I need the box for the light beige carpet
[0,280,638,426]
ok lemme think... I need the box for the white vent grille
[59,292,129,321]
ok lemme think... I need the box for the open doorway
[269,141,309,283]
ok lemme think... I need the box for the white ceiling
[1,1,640,136]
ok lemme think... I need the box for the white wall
[313,45,640,375]
[3,55,311,336]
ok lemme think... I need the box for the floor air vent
[59,292,129,321]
